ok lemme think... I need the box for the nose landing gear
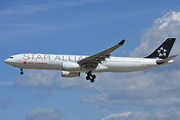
[20,68,23,75]
[86,71,96,83]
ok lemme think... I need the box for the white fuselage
[4,53,173,73]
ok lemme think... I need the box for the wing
[78,40,125,66]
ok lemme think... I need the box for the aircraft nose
[4,59,10,64]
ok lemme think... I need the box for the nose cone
[4,59,9,64]
[4,58,14,66]
[4,59,8,63]
[4,57,18,67]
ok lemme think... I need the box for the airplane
[4,38,178,83]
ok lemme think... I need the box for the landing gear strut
[20,68,23,75]
[86,71,96,83]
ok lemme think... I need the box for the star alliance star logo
[157,47,167,57]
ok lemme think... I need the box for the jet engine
[61,71,80,77]
[62,62,81,71]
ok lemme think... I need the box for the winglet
[118,40,125,45]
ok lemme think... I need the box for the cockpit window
[9,57,13,59]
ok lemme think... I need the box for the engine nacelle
[61,71,80,77]
[62,62,81,71]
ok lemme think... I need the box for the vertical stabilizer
[145,38,176,59]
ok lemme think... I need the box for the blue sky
[1,0,180,120]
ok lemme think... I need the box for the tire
[90,79,94,83]
[92,75,96,79]
[86,76,90,80]
[20,72,23,75]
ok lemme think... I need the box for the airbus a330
[5,38,178,83]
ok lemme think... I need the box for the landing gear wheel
[20,68,23,75]
[90,75,96,83]
[86,72,96,83]
[90,79,95,83]
[20,71,23,75]
[86,76,90,80]
[87,72,92,76]
[92,75,96,79]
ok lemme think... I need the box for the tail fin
[145,38,176,59]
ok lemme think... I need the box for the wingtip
[118,40,125,45]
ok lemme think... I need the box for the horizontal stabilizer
[156,55,178,64]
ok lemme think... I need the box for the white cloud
[25,107,63,120]
[159,11,180,30]
[101,112,131,120]
[80,70,180,109]
[129,11,180,58]
[14,69,101,90]
[101,107,180,120]
[14,70,58,89]
[0,98,10,109]
[15,69,180,109]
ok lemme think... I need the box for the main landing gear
[20,68,23,75]
[86,71,96,83]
